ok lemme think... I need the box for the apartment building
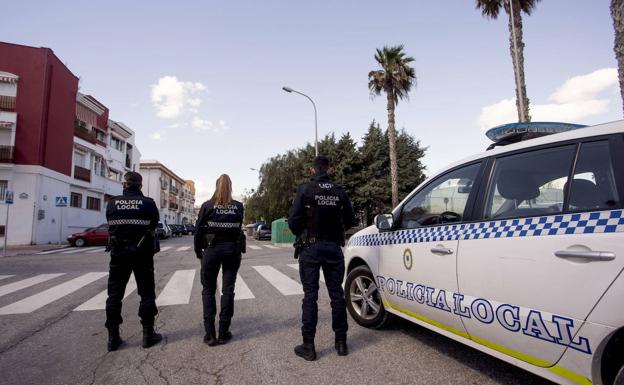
[139,161,196,225]
[0,42,141,245]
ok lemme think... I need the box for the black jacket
[194,200,244,254]
[288,172,356,243]
[106,187,159,244]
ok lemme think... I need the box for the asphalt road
[0,236,553,385]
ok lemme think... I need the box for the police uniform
[288,171,356,355]
[105,185,160,349]
[194,199,244,345]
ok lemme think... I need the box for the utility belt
[293,236,344,259]
[204,230,246,253]
[108,233,159,254]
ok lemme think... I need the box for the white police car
[344,121,624,385]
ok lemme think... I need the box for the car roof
[393,120,624,213]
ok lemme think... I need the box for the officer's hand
[195,251,203,260]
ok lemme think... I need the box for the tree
[612,0,624,115]
[476,0,540,123]
[368,45,417,208]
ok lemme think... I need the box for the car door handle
[554,250,616,261]
[430,245,454,255]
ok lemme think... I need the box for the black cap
[124,171,142,185]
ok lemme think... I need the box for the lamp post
[282,86,318,156]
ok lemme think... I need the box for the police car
[343,121,624,385]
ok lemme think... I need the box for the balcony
[0,95,16,111]
[74,124,97,144]
[0,146,14,163]
[74,165,91,182]
[170,185,179,195]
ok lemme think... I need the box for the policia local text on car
[104,171,162,352]
[288,156,356,361]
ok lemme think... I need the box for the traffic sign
[5,191,13,205]
[55,196,68,207]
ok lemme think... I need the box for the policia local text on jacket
[194,198,244,346]
[288,159,356,361]
[105,171,162,352]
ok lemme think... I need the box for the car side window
[485,145,576,219]
[399,163,481,229]
[96,226,108,234]
[568,140,620,211]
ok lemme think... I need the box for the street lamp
[282,86,318,156]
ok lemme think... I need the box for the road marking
[0,275,14,281]
[160,246,172,252]
[217,272,255,300]
[36,248,70,255]
[248,245,262,250]
[0,272,108,315]
[263,244,279,250]
[86,247,107,253]
[287,263,326,283]
[74,276,137,311]
[176,246,191,251]
[0,273,66,298]
[252,266,303,295]
[156,270,195,306]
[61,247,100,254]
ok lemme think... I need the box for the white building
[139,161,196,225]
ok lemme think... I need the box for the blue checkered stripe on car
[348,210,624,247]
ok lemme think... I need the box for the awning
[0,72,19,83]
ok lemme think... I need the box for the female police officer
[194,174,244,346]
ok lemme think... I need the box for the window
[108,169,122,182]
[70,192,82,208]
[399,163,481,228]
[485,145,576,219]
[94,129,106,143]
[86,196,101,211]
[110,136,123,151]
[568,141,620,211]
[0,180,7,201]
[95,225,108,234]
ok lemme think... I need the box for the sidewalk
[0,244,70,258]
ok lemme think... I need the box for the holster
[238,230,246,254]
[204,234,216,248]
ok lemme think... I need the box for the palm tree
[368,45,416,208]
[476,0,540,122]
[612,0,624,116]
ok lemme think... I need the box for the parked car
[184,224,195,235]
[344,121,624,385]
[254,224,271,240]
[67,224,109,247]
[155,222,171,239]
[172,224,185,237]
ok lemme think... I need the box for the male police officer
[288,156,356,361]
[105,171,162,351]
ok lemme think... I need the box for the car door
[377,162,483,336]
[457,137,624,367]
[94,225,109,245]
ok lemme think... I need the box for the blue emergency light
[485,122,587,143]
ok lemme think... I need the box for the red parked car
[67,224,109,247]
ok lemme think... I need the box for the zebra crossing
[0,262,339,316]
[36,243,288,255]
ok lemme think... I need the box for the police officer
[194,174,244,346]
[288,156,356,361]
[105,171,162,351]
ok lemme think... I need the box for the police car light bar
[485,122,587,143]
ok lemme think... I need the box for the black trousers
[105,246,157,329]
[200,242,241,334]
[298,241,348,343]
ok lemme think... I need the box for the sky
[1,0,620,204]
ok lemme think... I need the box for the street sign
[55,196,68,207]
[5,191,13,205]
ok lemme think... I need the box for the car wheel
[345,265,389,329]
[74,238,86,247]
[615,365,624,385]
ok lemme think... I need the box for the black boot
[335,339,349,356]
[294,342,317,361]
[218,321,232,344]
[142,325,163,349]
[204,322,218,347]
[107,327,123,352]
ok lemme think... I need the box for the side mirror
[374,213,394,231]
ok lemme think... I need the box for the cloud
[192,116,213,130]
[478,68,618,130]
[193,180,212,204]
[151,76,206,119]
[151,132,162,140]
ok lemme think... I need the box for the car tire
[345,265,389,329]
[74,238,86,247]
[615,365,624,385]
